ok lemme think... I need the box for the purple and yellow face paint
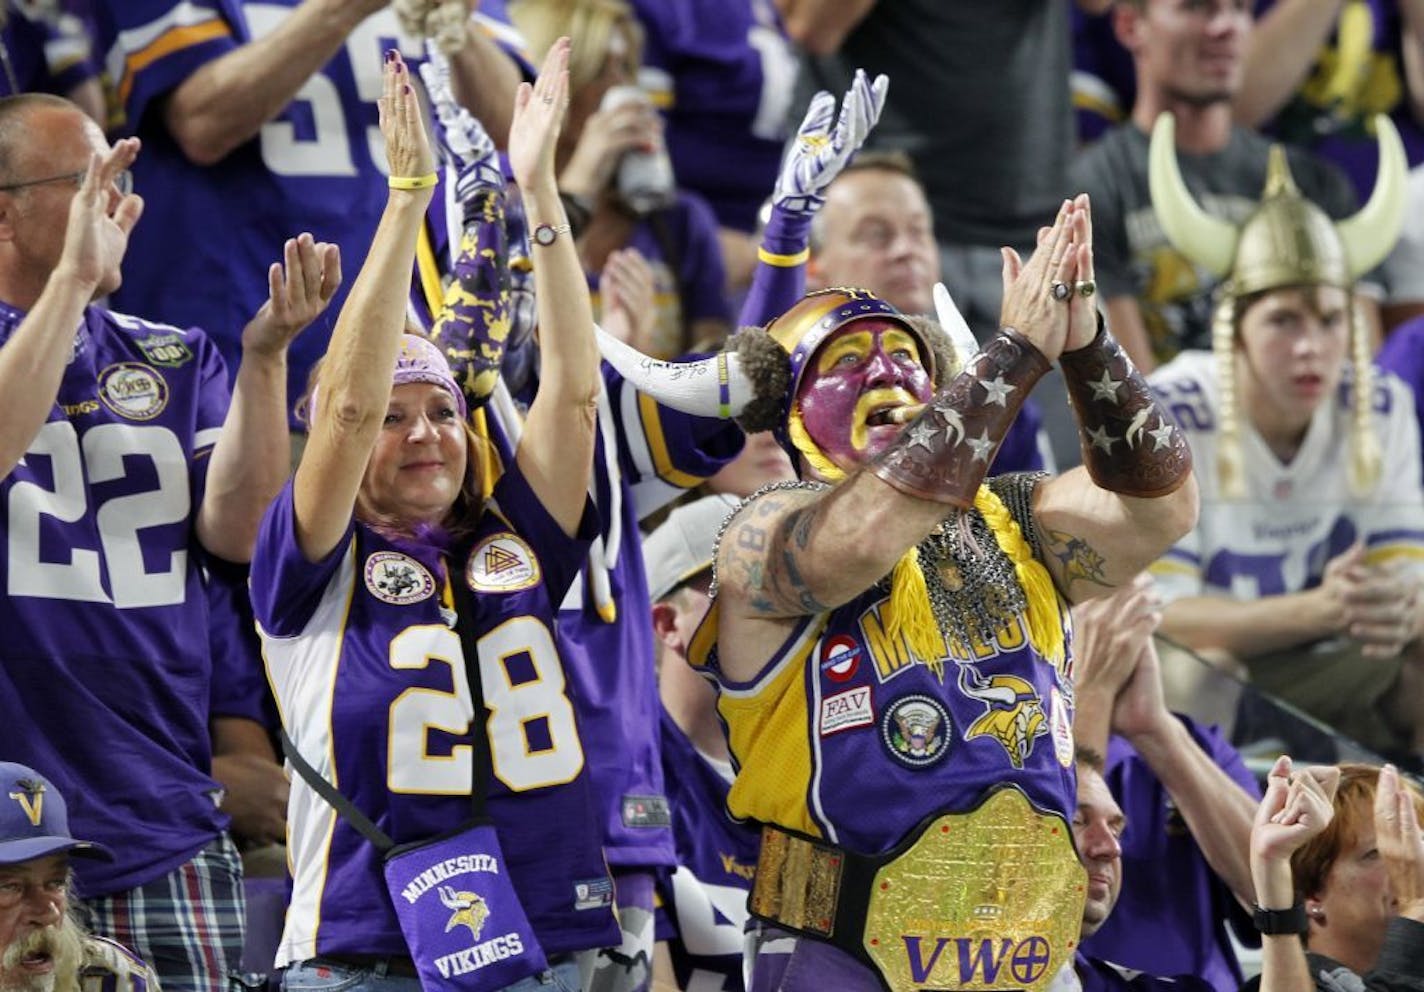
[795,318,933,469]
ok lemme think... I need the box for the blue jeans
[281,955,580,992]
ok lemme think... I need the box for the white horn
[1336,113,1409,278]
[932,282,982,367]
[1148,112,1237,278]
[594,324,754,419]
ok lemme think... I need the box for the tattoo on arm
[722,497,832,617]
[1042,526,1111,596]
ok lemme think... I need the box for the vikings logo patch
[819,634,862,683]
[439,885,490,941]
[365,552,435,605]
[960,668,1048,770]
[98,363,167,421]
[880,694,951,768]
[466,533,540,593]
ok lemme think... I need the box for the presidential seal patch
[365,552,435,605]
[98,363,167,421]
[466,533,540,593]
[881,694,951,768]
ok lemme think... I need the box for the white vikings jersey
[1148,351,1424,603]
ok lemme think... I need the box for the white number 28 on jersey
[387,617,585,795]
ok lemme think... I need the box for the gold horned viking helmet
[1148,111,1407,295]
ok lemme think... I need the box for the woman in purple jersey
[251,42,604,992]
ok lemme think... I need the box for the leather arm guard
[1059,316,1192,497]
[870,327,1050,506]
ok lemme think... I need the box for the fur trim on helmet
[731,326,792,434]
[901,313,962,386]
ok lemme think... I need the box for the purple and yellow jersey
[1070,4,1133,146]
[469,0,535,77]
[0,302,231,897]
[655,709,757,992]
[691,479,1078,855]
[3,5,97,96]
[98,1,430,421]
[631,0,795,233]
[1084,719,1260,992]
[80,934,161,992]
[1255,0,1424,197]
[253,468,618,964]
[550,367,743,869]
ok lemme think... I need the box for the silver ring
[1076,279,1096,298]
[1050,281,1071,302]
[541,96,554,105]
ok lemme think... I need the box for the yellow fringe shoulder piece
[886,547,947,679]
[973,486,1065,667]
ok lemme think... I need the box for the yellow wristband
[757,245,810,267]
[388,173,439,191]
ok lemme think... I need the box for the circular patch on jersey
[466,532,540,594]
[1050,687,1074,769]
[364,552,435,605]
[819,634,862,683]
[98,363,167,421]
[880,694,952,769]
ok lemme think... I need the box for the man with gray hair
[0,762,158,992]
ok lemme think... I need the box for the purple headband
[392,335,468,420]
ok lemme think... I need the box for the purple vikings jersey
[692,477,1078,855]
[655,709,758,992]
[2,5,97,96]
[1083,718,1261,992]
[0,302,230,897]
[252,468,618,965]
[631,0,795,233]
[1076,953,1214,992]
[98,1,430,420]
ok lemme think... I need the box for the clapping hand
[379,50,436,188]
[999,197,1085,364]
[1375,763,1424,919]
[57,140,143,294]
[241,233,342,356]
[508,38,570,196]
[772,68,889,217]
[600,247,656,352]
[419,42,505,204]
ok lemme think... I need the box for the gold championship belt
[750,786,1086,992]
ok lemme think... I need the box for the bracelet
[389,173,439,191]
[1251,902,1309,936]
[757,246,810,268]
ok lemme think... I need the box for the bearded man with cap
[0,763,159,992]
[599,193,1198,991]
[1144,112,1424,762]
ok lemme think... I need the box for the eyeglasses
[0,168,133,196]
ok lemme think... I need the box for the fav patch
[620,795,671,828]
[466,533,540,593]
[819,685,874,736]
[1050,687,1074,768]
[880,694,951,768]
[98,363,167,421]
[819,634,862,683]
[135,331,194,368]
[573,876,614,911]
[365,552,435,605]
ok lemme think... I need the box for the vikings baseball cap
[643,495,740,603]
[0,763,112,865]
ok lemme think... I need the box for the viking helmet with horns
[595,287,961,470]
[1147,111,1407,497]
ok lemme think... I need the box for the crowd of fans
[2,2,1424,992]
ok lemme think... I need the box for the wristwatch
[1252,902,1309,935]
[532,222,572,247]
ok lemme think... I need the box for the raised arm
[0,140,139,477]
[161,0,388,166]
[1233,0,1345,128]
[773,0,878,56]
[507,39,600,537]
[197,232,340,561]
[1031,194,1198,602]
[292,51,435,561]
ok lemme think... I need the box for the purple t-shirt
[1082,716,1261,992]
[253,468,618,963]
[0,302,231,896]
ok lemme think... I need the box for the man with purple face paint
[600,194,1199,991]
